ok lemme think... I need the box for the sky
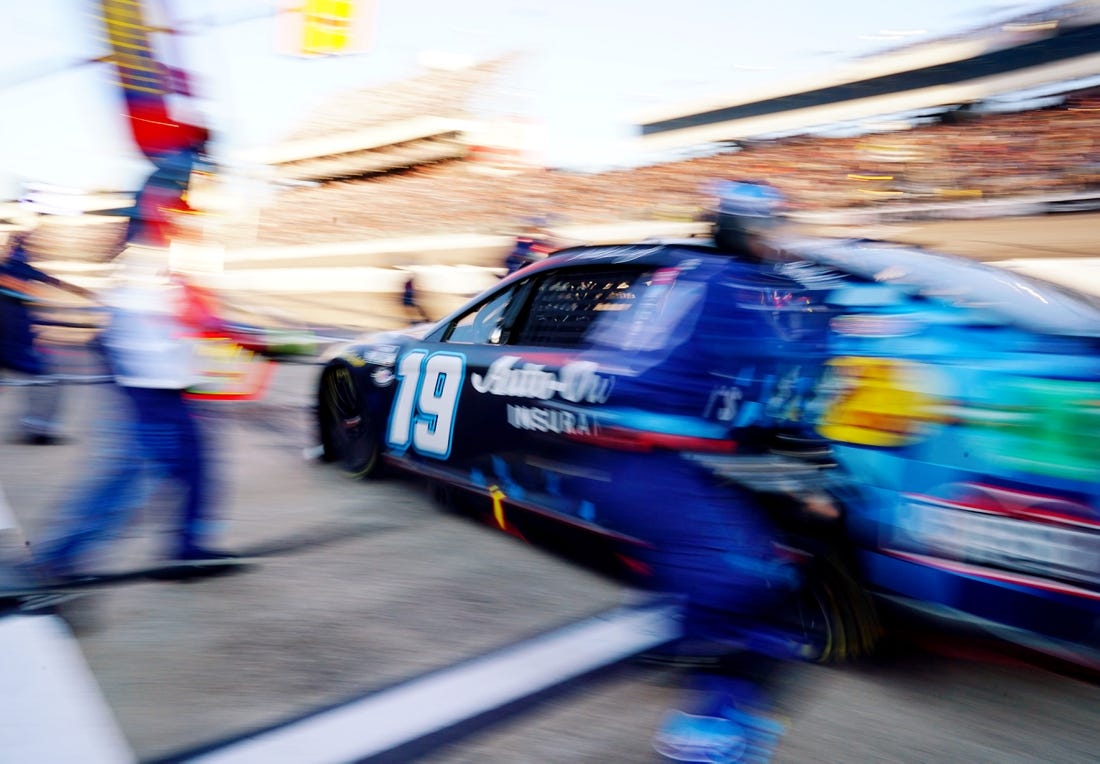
[0,0,1066,195]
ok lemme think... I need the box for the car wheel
[790,551,882,664]
[319,365,380,478]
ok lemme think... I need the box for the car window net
[513,269,645,348]
[588,276,705,352]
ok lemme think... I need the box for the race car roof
[495,238,1100,338]
[790,238,1100,337]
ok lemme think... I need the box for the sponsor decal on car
[830,314,922,337]
[337,350,368,368]
[956,375,1100,482]
[816,357,949,447]
[471,356,614,404]
[888,483,1100,592]
[506,404,597,436]
[705,365,822,428]
[365,345,399,366]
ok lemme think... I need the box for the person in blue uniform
[401,273,430,324]
[648,180,839,764]
[0,230,90,444]
[504,220,556,275]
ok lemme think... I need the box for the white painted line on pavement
[186,603,681,764]
[0,482,16,532]
[0,480,30,565]
[0,614,135,764]
[1,487,130,762]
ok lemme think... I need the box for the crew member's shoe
[654,709,748,763]
[154,547,248,581]
[26,433,68,446]
[654,703,786,764]
[653,677,787,763]
[172,547,242,564]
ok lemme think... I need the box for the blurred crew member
[504,221,556,275]
[650,179,839,763]
[401,273,430,324]
[31,5,242,580]
[32,246,237,579]
[710,179,791,263]
[0,227,90,444]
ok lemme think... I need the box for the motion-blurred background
[3,0,1100,331]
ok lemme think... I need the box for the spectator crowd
[6,91,1097,257]
[250,103,1100,246]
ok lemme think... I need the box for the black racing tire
[318,365,380,479]
[790,550,883,664]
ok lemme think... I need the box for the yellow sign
[280,0,373,57]
[304,0,352,55]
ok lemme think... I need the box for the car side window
[511,267,646,348]
[442,288,515,344]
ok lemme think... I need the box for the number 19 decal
[387,351,465,458]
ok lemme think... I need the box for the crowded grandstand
[249,99,1100,246]
[235,2,1100,247]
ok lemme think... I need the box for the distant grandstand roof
[241,57,516,182]
[636,4,1100,149]
[286,57,510,141]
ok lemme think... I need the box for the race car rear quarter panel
[803,239,1100,631]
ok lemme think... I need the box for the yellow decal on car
[489,485,507,530]
[817,357,947,447]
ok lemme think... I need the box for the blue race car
[790,237,1100,668]
[316,236,1100,666]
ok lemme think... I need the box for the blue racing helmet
[709,180,786,253]
[714,180,785,218]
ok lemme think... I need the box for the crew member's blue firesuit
[504,222,555,275]
[0,237,68,442]
[631,180,832,763]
